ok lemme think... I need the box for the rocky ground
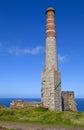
[0,122,84,130]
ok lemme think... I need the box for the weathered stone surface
[41,7,61,111]
[41,7,77,112]
[41,69,61,111]
[10,100,42,109]
[62,91,77,111]
[45,37,58,71]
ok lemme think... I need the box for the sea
[0,98,84,112]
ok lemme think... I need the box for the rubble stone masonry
[41,7,62,111]
[41,7,77,111]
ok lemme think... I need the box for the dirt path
[0,121,84,130]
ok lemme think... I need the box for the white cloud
[23,46,44,55]
[58,54,66,63]
[7,46,44,56]
[0,43,67,63]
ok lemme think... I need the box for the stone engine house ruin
[10,7,77,111]
[41,7,77,111]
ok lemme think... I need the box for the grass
[0,107,84,127]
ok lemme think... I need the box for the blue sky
[0,0,84,98]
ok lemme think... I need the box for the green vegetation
[0,104,6,109]
[0,107,84,127]
[0,126,14,130]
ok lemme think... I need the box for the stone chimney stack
[41,8,62,111]
[45,8,58,71]
[46,8,56,38]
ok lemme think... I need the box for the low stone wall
[61,91,77,111]
[10,100,42,109]
[10,92,77,111]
